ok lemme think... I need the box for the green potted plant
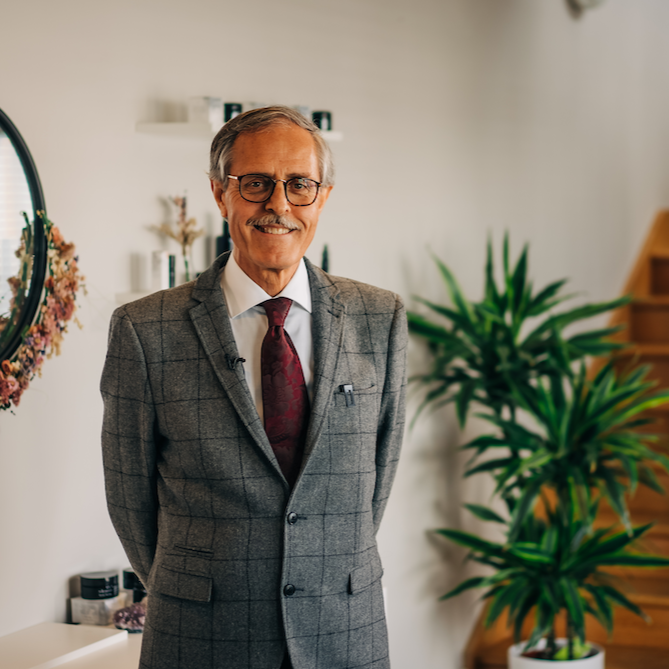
[409,239,669,666]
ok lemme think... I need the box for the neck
[234,251,300,296]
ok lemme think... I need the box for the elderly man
[101,106,407,669]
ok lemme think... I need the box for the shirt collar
[221,252,312,318]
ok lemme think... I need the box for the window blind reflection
[0,129,34,321]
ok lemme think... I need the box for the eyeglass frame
[227,174,322,207]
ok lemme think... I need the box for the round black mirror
[0,108,47,361]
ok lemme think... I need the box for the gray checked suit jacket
[101,253,407,669]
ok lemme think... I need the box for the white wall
[1,1,669,667]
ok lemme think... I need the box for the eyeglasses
[228,174,321,206]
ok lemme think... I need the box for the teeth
[257,226,292,235]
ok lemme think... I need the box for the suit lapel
[188,254,346,486]
[188,254,282,480]
[302,259,346,465]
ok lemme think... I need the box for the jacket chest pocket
[331,383,381,437]
[333,382,378,408]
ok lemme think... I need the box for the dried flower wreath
[0,212,84,410]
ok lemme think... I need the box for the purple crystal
[113,602,146,632]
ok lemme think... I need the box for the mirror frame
[0,108,47,362]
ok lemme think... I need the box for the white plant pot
[508,639,604,669]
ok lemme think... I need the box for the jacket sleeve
[372,293,408,533]
[100,308,158,587]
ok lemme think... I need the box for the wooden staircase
[463,211,669,668]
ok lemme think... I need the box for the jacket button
[283,584,296,597]
[287,512,298,524]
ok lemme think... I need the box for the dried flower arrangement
[0,212,84,410]
[152,195,204,282]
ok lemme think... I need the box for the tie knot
[261,297,292,327]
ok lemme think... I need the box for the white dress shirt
[220,253,313,422]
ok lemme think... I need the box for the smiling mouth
[256,225,293,235]
[247,214,300,236]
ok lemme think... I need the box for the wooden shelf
[135,122,343,143]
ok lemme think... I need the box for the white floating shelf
[322,130,343,142]
[135,122,343,142]
[0,622,126,669]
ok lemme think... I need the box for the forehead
[230,123,320,178]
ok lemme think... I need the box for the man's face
[211,123,332,289]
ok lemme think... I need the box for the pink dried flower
[1,214,84,411]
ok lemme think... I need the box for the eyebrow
[245,172,316,180]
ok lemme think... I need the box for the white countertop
[0,623,141,669]
[58,630,142,669]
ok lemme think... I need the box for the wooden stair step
[597,472,669,516]
[651,256,669,295]
[586,508,669,584]
[627,480,669,515]
[604,566,669,583]
[613,354,669,395]
[615,344,669,354]
[605,566,669,583]
[472,639,509,669]
[623,577,669,602]
[597,487,669,525]
[616,573,669,593]
[630,302,669,344]
[605,645,669,669]
[585,583,669,649]
[629,410,669,436]
[596,507,669,531]
[633,295,669,306]
[598,468,669,515]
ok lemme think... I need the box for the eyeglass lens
[239,175,319,205]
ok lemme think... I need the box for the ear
[315,185,333,213]
[210,180,229,218]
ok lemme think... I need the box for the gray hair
[208,105,335,188]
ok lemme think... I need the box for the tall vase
[181,249,194,284]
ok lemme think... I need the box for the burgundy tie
[260,298,309,487]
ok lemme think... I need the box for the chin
[250,249,300,270]
[254,243,305,267]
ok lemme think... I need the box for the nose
[265,180,291,215]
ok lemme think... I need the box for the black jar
[80,571,119,600]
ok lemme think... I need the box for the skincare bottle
[70,571,125,625]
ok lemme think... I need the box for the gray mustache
[246,214,300,231]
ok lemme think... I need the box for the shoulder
[112,253,228,326]
[106,282,202,362]
[112,281,197,325]
[306,260,404,316]
[331,274,403,315]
